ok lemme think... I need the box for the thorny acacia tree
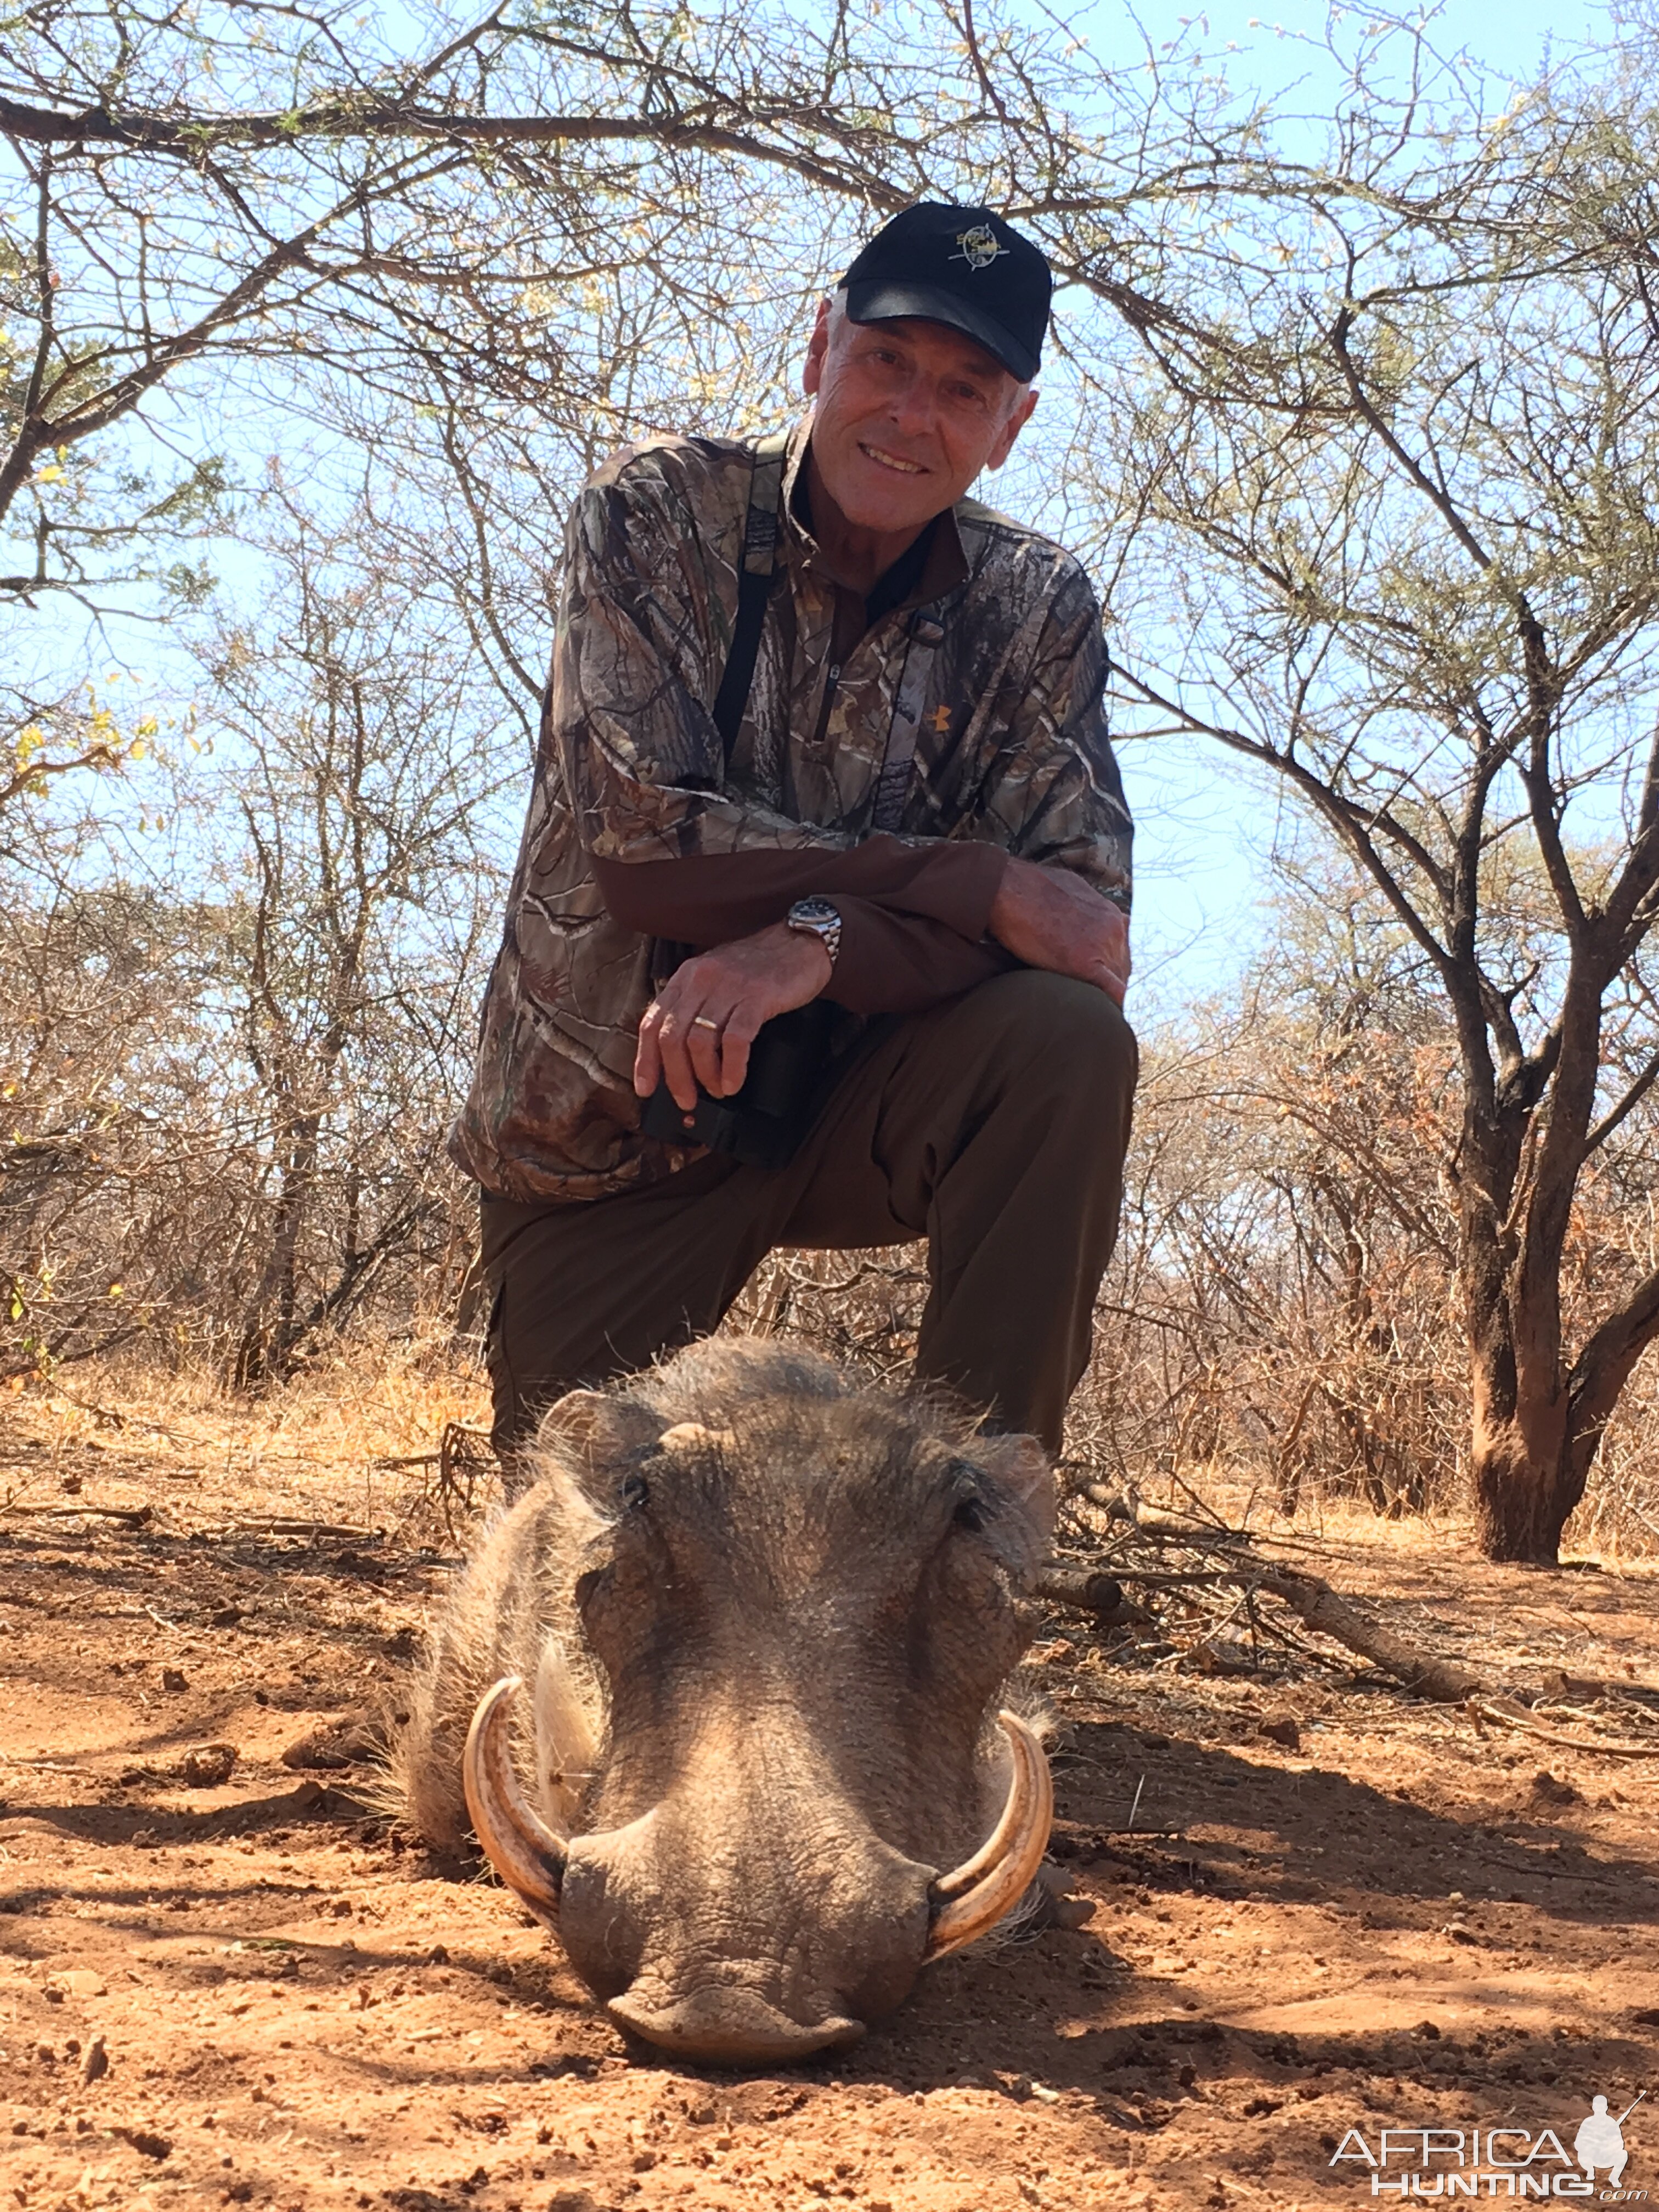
[0,0,1297,870]
[0,0,1288,1384]
[0,0,1252,612]
[1097,23,1659,1560]
[10,0,1659,1562]
[0,488,509,1383]
[199,488,512,1386]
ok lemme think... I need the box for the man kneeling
[449,201,1138,1489]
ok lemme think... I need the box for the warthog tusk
[924,1711,1053,1962]
[463,1675,568,1926]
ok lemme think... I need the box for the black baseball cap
[840,202,1052,382]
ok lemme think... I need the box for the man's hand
[634,923,832,1112]
[988,857,1131,1003]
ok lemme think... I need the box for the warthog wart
[393,1336,1056,2066]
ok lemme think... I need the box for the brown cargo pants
[479,970,1137,1483]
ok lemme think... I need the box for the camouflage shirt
[450,415,1133,1202]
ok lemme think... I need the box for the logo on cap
[951,223,1007,272]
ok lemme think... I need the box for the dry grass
[1183,1466,1659,1577]
[0,1334,495,1543]
[5,1291,1657,1568]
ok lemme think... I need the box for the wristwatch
[786,895,842,969]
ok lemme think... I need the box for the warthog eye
[953,1493,989,1534]
[620,1471,650,1512]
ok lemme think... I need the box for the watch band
[786,896,842,969]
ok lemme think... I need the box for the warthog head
[398,1339,1054,2066]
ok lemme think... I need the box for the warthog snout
[464,1677,1054,2063]
[404,1340,1057,2068]
[562,1780,934,2062]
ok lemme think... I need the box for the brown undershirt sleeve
[824,900,1018,1014]
[591,835,1008,947]
[592,838,1015,1017]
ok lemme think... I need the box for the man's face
[802,302,1038,535]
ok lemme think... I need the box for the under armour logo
[930,706,952,733]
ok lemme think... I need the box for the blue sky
[1061,0,1612,1011]
[1121,0,1603,78]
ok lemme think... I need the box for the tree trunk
[1463,1192,1659,1564]
[1461,1168,1592,1563]
[1454,1101,1580,1564]
[233,1113,320,1391]
[1469,1399,1582,1564]
[1463,1264,1583,1561]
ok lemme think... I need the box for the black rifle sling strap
[648,431,789,996]
[709,430,789,766]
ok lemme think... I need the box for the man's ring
[691,1014,721,1032]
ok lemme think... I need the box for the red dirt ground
[3,1398,1657,2212]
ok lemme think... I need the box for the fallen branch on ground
[1032,1570,1150,1625]
[228,1517,381,1539]
[1471,1696,1659,1760]
[1047,1491,1659,1756]
[1045,1489,1488,1702]
[0,1500,154,1525]
[1254,1563,1486,1703]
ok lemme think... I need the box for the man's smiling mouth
[859,443,927,475]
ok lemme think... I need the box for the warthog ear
[967,1431,1055,1573]
[536,1389,667,1504]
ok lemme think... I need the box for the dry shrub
[726,1246,928,1379]
[1562,1369,1659,1563]
[2,1329,492,1541]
